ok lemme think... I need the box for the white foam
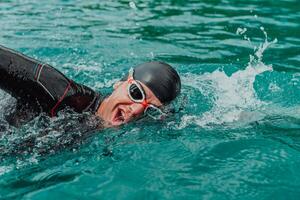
[0,165,14,176]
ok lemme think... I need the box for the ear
[113,81,123,90]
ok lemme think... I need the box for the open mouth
[112,108,126,126]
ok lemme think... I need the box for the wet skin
[96,80,162,127]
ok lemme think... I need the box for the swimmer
[0,45,181,127]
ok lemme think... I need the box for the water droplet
[129,1,137,10]
[236,27,247,35]
[150,52,154,58]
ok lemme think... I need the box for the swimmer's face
[96,80,162,126]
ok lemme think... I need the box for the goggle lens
[129,83,144,101]
[145,105,166,120]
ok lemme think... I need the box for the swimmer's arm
[0,45,99,116]
[0,45,57,109]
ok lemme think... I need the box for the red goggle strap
[141,100,148,108]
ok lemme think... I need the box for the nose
[128,103,145,117]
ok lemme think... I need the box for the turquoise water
[0,0,300,199]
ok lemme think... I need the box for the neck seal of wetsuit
[124,61,181,104]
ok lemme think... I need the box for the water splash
[252,27,278,63]
[0,107,101,174]
[179,28,277,129]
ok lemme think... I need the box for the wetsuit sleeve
[0,45,101,117]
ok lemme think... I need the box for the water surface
[0,0,300,199]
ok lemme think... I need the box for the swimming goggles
[127,68,166,120]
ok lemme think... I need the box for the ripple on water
[0,0,300,199]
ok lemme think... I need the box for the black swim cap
[123,61,181,104]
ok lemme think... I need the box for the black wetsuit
[0,45,102,125]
